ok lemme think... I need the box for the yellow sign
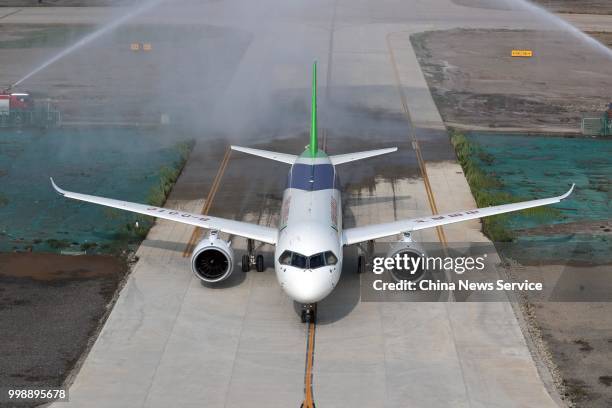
[143,43,152,51]
[130,43,140,51]
[511,49,533,57]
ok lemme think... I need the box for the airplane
[51,62,574,322]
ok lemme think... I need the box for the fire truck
[0,89,60,128]
[0,90,34,112]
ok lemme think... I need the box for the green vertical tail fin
[309,61,318,158]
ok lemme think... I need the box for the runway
[29,0,601,406]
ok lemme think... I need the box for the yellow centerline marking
[387,32,457,303]
[386,32,448,246]
[182,147,232,257]
[301,306,317,408]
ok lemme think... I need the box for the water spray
[512,0,612,60]
[11,0,168,88]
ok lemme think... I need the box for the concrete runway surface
[5,0,602,406]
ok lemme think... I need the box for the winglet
[560,183,575,200]
[50,177,66,196]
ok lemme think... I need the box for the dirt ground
[510,262,612,407]
[411,29,612,131]
[0,253,126,407]
[452,0,612,15]
[534,302,612,407]
[591,31,612,47]
[533,0,612,14]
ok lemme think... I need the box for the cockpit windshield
[309,253,325,269]
[279,250,338,269]
[291,252,307,269]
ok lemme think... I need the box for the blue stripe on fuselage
[287,163,339,191]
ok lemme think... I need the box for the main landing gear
[357,255,366,274]
[241,239,265,272]
[356,239,374,274]
[301,303,316,323]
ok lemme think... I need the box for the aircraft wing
[50,178,278,245]
[342,184,574,245]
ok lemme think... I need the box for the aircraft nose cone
[281,268,334,304]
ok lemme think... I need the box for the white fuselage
[274,154,343,304]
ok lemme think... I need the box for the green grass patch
[449,128,561,242]
[80,242,98,252]
[146,140,193,207]
[46,238,71,250]
[108,140,194,255]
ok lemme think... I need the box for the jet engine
[385,233,427,283]
[191,231,234,283]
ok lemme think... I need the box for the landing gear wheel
[255,254,264,272]
[357,254,366,274]
[301,309,313,323]
[241,254,250,272]
[300,304,316,323]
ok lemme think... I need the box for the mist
[3,0,332,146]
[4,0,611,147]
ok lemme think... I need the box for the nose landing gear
[241,239,265,272]
[301,303,316,323]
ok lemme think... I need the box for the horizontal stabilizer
[330,147,397,165]
[231,146,297,164]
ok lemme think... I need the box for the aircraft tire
[241,254,250,272]
[255,254,264,272]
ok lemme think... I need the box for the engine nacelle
[191,231,234,283]
[385,233,428,283]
